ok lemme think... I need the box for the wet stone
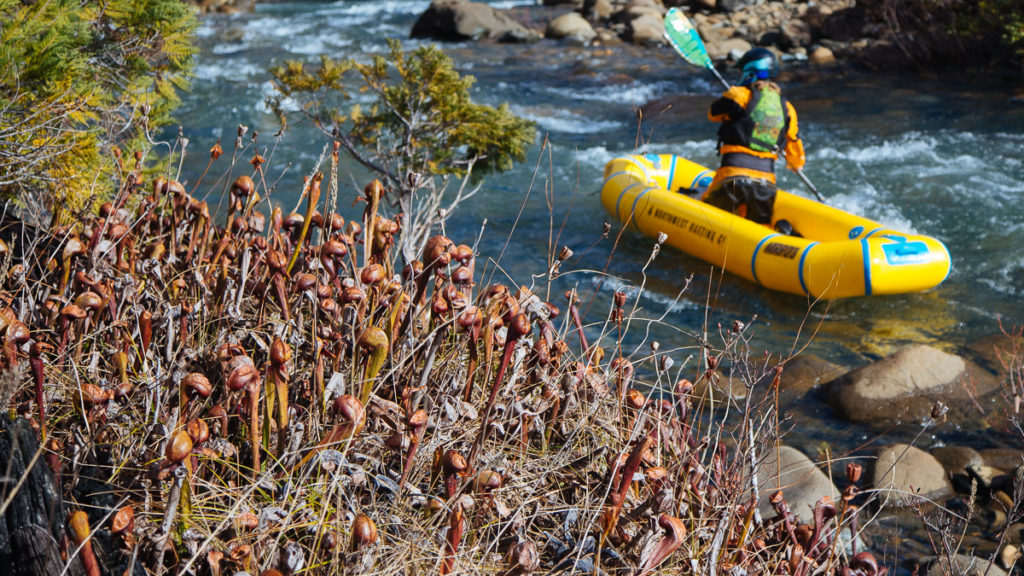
[931,445,984,475]
[872,443,953,508]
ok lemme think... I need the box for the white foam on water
[192,60,264,82]
[243,17,313,40]
[256,81,299,114]
[544,80,678,106]
[194,21,218,38]
[284,31,355,55]
[636,139,719,161]
[310,0,430,17]
[210,43,248,56]
[816,134,944,165]
[512,106,623,134]
[489,0,537,7]
[591,275,699,313]
[573,146,616,171]
[978,254,1024,296]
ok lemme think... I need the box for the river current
[178,1,1023,406]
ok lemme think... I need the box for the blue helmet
[737,48,778,85]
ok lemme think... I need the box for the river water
[178,2,1023,423]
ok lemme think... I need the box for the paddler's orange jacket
[703,82,805,196]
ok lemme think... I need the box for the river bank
[159,1,1024,572]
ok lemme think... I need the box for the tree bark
[0,415,85,576]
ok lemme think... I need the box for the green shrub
[0,0,196,217]
[268,39,537,201]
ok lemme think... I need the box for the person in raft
[702,47,805,229]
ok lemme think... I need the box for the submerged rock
[930,445,984,475]
[779,354,847,398]
[828,344,1000,427]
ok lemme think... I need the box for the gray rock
[980,448,1024,471]
[930,445,983,475]
[627,12,664,46]
[582,0,615,21]
[926,554,1007,576]
[546,12,597,45]
[780,19,813,48]
[873,443,953,508]
[756,445,839,523]
[718,0,752,13]
[705,37,752,61]
[623,0,663,16]
[691,371,747,407]
[411,0,542,42]
[808,45,837,66]
[829,344,1001,427]
[780,354,847,397]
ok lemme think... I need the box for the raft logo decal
[648,207,688,229]
[848,226,863,239]
[763,241,799,259]
[690,171,713,193]
[882,240,931,265]
[646,208,727,244]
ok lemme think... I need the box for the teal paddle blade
[663,8,713,70]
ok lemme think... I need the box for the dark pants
[704,177,776,224]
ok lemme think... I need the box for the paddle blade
[663,8,713,70]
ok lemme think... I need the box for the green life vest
[747,84,785,153]
[715,81,789,154]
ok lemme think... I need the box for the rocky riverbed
[189,0,993,74]
[762,332,1024,575]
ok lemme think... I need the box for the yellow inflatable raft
[601,154,951,299]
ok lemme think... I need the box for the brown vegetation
[0,134,889,574]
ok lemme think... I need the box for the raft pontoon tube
[600,154,951,299]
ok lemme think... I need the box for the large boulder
[628,12,665,46]
[828,344,1001,427]
[873,443,953,508]
[411,0,542,42]
[546,12,597,45]
[756,445,839,523]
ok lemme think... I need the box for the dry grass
[0,134,886,576]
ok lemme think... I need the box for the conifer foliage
[269,39,537,201]
[0,0,196,215]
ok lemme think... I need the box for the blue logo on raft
[882,241,932,265]
[691,171,713,193]
[848,226,863,239]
